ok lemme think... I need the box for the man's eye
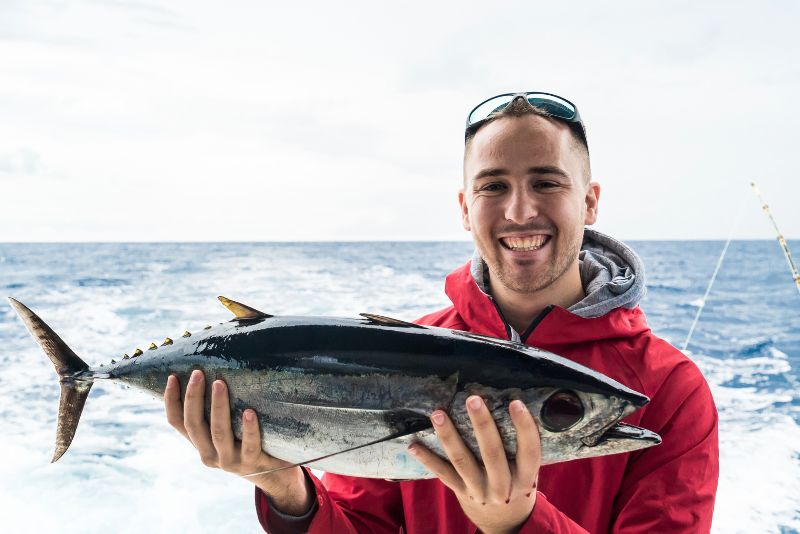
[535,181,559,190]
[479,183,505,192]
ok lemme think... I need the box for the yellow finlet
[217,296,271,320]
[161,337,173,346]
[132,348,143,357]
[182,331,191,338]
[122,354,130,360]
[148,343,158,350]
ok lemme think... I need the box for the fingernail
[467,396,482,411]
[407,445,418,456]
[213,381,224,393]
[244,410,254,422]
[189,370,202,383]
[431,412,445,426]
[510,400,526,414]
[166,375,175,388]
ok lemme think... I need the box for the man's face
[460,115,600,295]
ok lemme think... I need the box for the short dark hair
[464,96,591,181]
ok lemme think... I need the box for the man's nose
[504,187,538,223]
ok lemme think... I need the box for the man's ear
[458,189,471,231]
[584,181,601,225]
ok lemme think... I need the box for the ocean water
[0,240,797,533]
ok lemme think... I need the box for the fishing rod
[682,182,799,352]
[750,181,800,296]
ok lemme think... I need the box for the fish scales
[9,296,661,479]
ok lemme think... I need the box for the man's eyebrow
[472,166,571,182]
[527,165,570,179]
[473,168,509,181]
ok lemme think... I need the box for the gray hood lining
[469,228,646,319]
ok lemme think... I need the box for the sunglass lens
[526,96,576,120]
[468,95,515,125]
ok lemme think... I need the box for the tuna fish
[8,295,660,480]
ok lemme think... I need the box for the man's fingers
[430,410,483,493]
[164,375,189,440]
[509,400,541,497]
[209,380,236,468]
[183,369,218,467]
[467,396,512,502]
[240,409,264,465]
[407,442,464,493]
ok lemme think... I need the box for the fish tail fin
[8,297,93,462]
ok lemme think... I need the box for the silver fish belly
[9,296,661,479]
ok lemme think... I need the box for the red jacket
[256,261,719,533]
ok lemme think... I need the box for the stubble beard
[487,231,583,295]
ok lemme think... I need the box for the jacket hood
[571,228,647,317]
[448,228,648,343]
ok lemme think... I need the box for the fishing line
[681,190,748,352]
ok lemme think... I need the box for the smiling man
[164,92,719,533]
[459,99,598,335]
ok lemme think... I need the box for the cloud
[0,148,41,178]
[0,0,189,47]
[0,0,798,239]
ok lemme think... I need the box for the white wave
[695,353,793,386]
[2,242,798,532]
[712,409,800,533]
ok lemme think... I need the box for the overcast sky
[1,0,798,241]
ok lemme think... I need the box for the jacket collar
[446,229,650,344]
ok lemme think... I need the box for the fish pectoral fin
[359,313,426,329]
[217,296,272,320]
[243,409,433,479]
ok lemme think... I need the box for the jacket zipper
[489,298,554,342]
[488,296,512,340]
[521,305,554,342]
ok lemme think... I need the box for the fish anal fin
[217,296,272,320]
[360,313,426,329]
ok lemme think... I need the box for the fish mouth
[582,422,661,454]
[598,422,661,444]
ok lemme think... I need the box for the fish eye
[540,390,584,432]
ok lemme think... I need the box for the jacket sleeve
[610,375,719,532]
[255,470,404,533]
[516,493,591,534]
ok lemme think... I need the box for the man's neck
[488,261,585,335]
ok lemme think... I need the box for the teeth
[502,235,548,251]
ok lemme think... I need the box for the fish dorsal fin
[217,296,272,320]
[242,409,432,479]
[360,313,426,329]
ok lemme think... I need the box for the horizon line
[0,238,794,245]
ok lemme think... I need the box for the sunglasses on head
[465,92,587,146]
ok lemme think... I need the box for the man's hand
[164,370,314,516]
[408,397,541,534]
